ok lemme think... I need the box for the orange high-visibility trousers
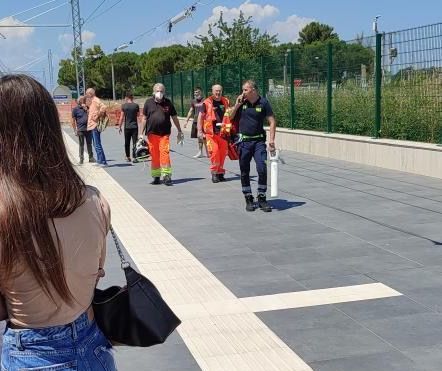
[147,133,171,177]
[206,133,228,174]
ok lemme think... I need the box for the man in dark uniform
[139,83,183,186]
[231,80,276,212]
[71,96,95,165]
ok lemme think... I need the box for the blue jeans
[1,312,116,371]
[92,128,107,165]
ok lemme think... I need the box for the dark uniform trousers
[238,139,267,195]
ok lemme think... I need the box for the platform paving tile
[60,128,442,370]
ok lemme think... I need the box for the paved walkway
[3,126,442,371]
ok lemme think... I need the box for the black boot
[163,175,173,186]
[151,177,161,185]
[257,194,272,212]
[245,195,255,212]
[218,174,226,182]
[212,174,220,183]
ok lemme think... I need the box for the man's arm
[230,94,244,119]
[71,116,76,131]
[118,107,124,133]
[185,106,194,127]
[197,111,204,138]
[139,115,147,137]
[172,115,182,133]
[267,114,277,150]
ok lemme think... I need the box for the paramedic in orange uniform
[197,84,230,183]
[140,83,183,186]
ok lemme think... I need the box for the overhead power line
[83,0,124,25]
[83,0,107,24]
[115,0,213,49]
[0,24,71,28]
[14,55,47,71]
[0,0,59,22]
[22,2,69,23]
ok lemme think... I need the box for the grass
[268,76,442,143]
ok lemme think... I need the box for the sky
[0,0,441,89]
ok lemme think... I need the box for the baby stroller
[134,136,150,162]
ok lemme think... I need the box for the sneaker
[79,158,84,165]
[257,194,272,212]
[151,177,161,185]
[89,158,96,163]
[245,195,255,212]
[218,174,226,182]
[125,157,131,162]
[132,158,139,163]
[211,174,220,183]
[163,175,173,186]
[193,151,203,158]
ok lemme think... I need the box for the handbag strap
[109,225,131,269]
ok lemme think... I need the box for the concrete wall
[266,127,442,179]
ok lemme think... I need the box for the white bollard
[269,149,279,198]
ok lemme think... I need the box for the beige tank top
[1,186,110,328]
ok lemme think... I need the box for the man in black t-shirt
[231,80,277,212]
[118,92,140,163]
[71,96,94,165]
[140,83,183,186]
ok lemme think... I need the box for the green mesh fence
[380,23,442,142]
[156,22,442,143]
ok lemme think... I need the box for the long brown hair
[0,74,85,303]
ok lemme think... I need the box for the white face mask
[154,91,164,100]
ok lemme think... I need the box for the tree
[184,11,278,69]
[139,44,190,89]
[298,22,338,46]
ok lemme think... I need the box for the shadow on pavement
[172,177,205,185]
[108,163,133,168]
[270,199,306,211]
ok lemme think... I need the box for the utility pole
[48,49,54,92]
[70,0,85,96]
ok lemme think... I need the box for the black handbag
[93,226,181,347]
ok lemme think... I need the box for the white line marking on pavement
[240,283,402,313]
[64,133,402,371]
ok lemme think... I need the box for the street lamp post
[283,48,290,95]
[111,43,129,101]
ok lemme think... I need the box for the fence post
[220,64,225,88]
[374,33,382,138]
[179,71,184,117]
[327,42,333,133]
[238,61,243,93]
[204,67,208,97]
[170,74,174,105]
[261,56,266,97]
[289,49,295,129]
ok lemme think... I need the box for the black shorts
[191,121,198,138]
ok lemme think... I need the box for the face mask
[155,91,164,100]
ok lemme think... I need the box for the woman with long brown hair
[0,75,116,370]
